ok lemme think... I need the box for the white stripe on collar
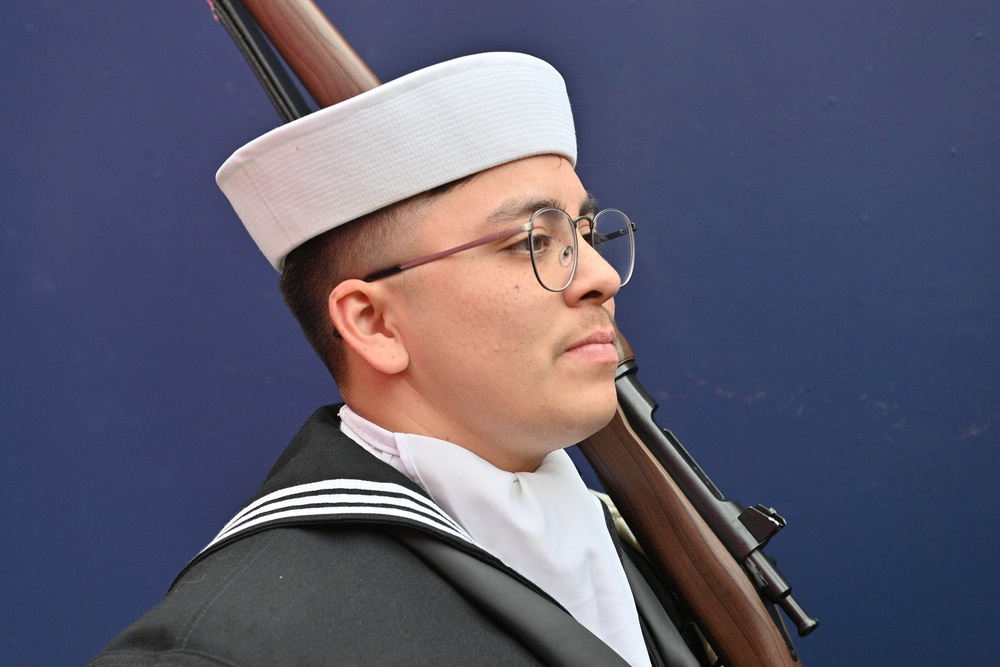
[200,478,479,555]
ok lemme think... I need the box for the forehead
[433,155,590,224]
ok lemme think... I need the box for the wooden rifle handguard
[581,337,801,665]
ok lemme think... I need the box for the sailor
[90,52,699,667]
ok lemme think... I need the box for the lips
[569,329,615,348]
[564,329,619,363]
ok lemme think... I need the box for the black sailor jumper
[89,405,700,667]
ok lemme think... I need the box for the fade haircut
[278,178,469,387]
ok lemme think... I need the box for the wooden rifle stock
[209,1,816,664]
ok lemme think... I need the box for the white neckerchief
[338,406,651,667]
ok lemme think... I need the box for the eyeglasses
[363,207,636,292]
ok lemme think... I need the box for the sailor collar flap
[175,405,482,582]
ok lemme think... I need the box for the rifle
[207,1,818,664]
[579,334,818,665]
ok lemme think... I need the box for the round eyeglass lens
[591,209,635,287]
[529,208,578,291]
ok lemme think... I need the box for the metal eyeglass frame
[361,207,636,292]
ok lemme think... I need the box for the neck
[343,375,553,473]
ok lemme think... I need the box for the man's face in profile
[387,154,623,471]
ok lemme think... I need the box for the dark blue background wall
[2,2,997,664]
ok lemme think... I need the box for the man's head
[218,53,628,471]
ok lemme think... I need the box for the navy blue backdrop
[2,2,997,665]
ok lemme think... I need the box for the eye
[531,231,555,253]
[508,230,553,254]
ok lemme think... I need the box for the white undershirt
[338,405,651,667]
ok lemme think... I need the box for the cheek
[403,265,550,366]
[469,280,542,355]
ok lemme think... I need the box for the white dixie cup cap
[216,52,578,271]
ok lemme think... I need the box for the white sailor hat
[216,52,577,271]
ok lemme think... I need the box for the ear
[328,279,409,375]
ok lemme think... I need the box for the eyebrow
[485,192,600,226]
[579,192,599,217]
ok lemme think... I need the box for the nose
[563,232,621,305]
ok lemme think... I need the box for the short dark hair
[278,178,470,386]
[279,204,403,386]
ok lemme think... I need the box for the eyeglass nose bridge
[567,217,622,291]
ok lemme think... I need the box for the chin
[591,396,620,432]
[561,390,619,444]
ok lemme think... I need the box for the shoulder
[91,408,543,665]
[91,524,541,666]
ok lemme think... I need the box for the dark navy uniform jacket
[90,405,701,667]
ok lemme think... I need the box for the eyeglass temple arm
[598,220,637,244]
[362,223,530,282]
